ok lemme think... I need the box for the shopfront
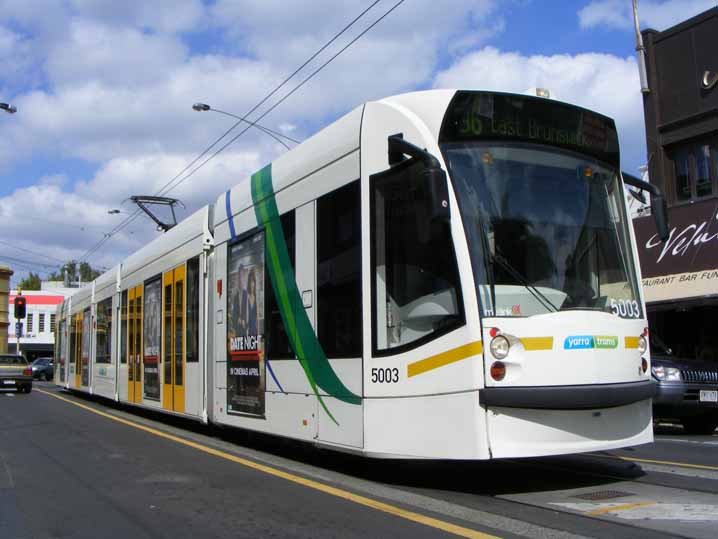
[634,199,718,359]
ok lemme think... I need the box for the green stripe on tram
[251,165,361,425]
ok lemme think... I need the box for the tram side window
[120,290,128,363]
[317,181,362,358]
[164,280,172,382]
[128,298,134,377]
[186,257,200,362]
[372,159,464,353]
[266,211,296,359]
[81,308,91,385]
[95,297,112,364]
[69,317,77,368]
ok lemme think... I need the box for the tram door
[162,265,185,413]
[73,312,82,388]
[127,285,143,403]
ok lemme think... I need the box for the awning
[642,269,718,303]
[634,198,718,303]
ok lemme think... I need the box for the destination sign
[439,91,620,166]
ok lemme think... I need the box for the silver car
[0,355,33,393]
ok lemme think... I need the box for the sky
[1,0,717,286]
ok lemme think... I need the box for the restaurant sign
[633,199,718,303]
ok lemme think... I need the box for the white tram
[55,90,668,459]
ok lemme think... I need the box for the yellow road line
[38,389,499,539]
[519,337,553,351]
[407,341,483,378]
[586,501,656,516]
[588,452,718,471]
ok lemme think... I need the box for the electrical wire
[78,0,398,264]
[0,239,67,265]
[161,0,405,198]
[0,254,57,270]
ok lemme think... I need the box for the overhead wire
[161,0,405,198]
[0,255,55,275]
[0,239,67,265]
[78,0,400,264]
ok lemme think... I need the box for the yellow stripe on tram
[519,337,553,351]
[407,341,483,378]
[625,336,640,349]
[38,389,500,539]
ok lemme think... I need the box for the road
[2,384,717,539]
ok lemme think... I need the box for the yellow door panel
[128,288,135,402]
[161,264,186,414]
[162,271,173,410]
[173,265,185,413]
[133,285,143,404]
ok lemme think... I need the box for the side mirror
[388,134,450,223]
[622,172,670,242]
[650,192,669,242]
[629,189,646,204]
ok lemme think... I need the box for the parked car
[31,357,54,381]
[0,354,33,393]
[651,334,718,434]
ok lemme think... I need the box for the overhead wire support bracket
[129,195,185,232]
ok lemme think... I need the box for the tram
[55,90,669,459]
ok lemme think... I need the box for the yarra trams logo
[564,335,618,350]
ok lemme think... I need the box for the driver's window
[371,159,464,354]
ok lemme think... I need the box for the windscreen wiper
[492,252,559,313]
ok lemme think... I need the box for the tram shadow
[60,388,647,497]
[212,427,647,497]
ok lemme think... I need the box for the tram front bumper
[479,380,656,410]
[480,382,655,459]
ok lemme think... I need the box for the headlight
[638,336,647,355]
[490,335,510,359]
[651,365,681,381]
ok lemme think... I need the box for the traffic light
[14,296,27,319]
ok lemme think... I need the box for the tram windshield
[443,142,642,318]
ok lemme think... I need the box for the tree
[79,262,101,282]
[46,260,102,285]
[17,272,41,291]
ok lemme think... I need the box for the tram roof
[212,89,462,236]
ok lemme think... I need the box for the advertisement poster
[143,278,161,400]
[227,231,266,416]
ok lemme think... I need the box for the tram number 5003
[610,298,641,319]
[371,367,399,384]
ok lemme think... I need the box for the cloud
[45,19,188,87]
[70,0,206,34]
[1,53,297,167]
[0,25,39,91]
[0,0,205,34]
[0,0,508,276]
[434,47,646,172]
[578,0,717,31]
[210,0,501,91]
[0,148,262,282]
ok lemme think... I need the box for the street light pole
[1,102,17,114]
[192,103,299,150]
